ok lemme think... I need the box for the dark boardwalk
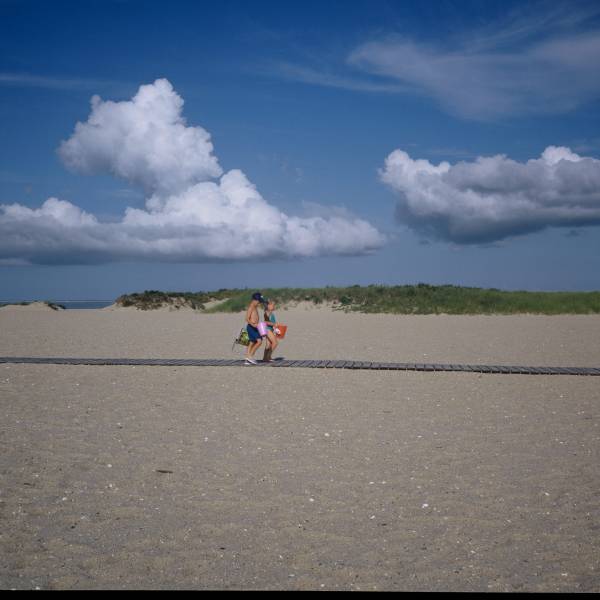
[1,356,599,375]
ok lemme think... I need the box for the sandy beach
[1,307,599,590]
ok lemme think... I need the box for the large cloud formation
[0,79,384,264]
[380,146,600,244]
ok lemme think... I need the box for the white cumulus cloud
[0,79,384,265]
[380,146,600,244]
[58,78,223,195]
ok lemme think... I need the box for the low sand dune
[102,297,231,312]
[0,301,63,312]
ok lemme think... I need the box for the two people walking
[244,292,280,365]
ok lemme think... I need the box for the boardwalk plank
[312,360,328,368]
[269,360,287,367]
[0,356,598,376]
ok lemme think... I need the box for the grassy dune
[115,285,600,315]
[115,290,230,311]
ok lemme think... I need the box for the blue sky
[1,0,600,300]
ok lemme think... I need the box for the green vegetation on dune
[115,284,600,314]
[115,289,234,311]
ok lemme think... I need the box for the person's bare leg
[264,331,278,361]
[247,339,262,360]
[262,337,271,362]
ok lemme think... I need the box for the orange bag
[274,324,287,339]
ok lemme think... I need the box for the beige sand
[1,309,599,590]
[1,308,600,366]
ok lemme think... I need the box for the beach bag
[257,321,269,337]
[274,324,287,339]
[233,327,250,347]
